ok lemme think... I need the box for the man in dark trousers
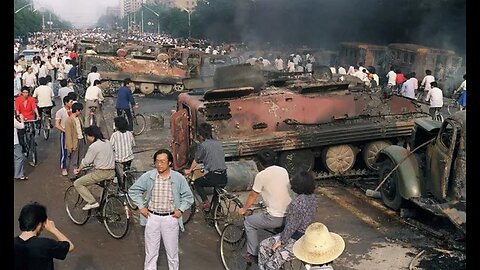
[184,123,227,211]
[14,202,74,269]
[115,78,138,131]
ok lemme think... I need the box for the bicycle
[64,169,130,239]
[115,161,140,210]
[118,107,146,136]
[72,76,86,99]
[37,109,52,140]
[219,203,305,270]
[87,104,98,127]
[22,119,39,166]
[182,168,243,238]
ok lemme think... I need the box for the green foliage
[14,0,72,36]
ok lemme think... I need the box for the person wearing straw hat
[292,222,345,270]
[258,171,317,270]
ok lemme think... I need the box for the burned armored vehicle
[376,110,466,234]
[78,48,187,96]
[170,64,430,184]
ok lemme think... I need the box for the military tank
[171,64,430,180]
[78,45,187,96]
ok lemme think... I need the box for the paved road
[14,95,465,270]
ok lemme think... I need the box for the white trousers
[144,214,180,270]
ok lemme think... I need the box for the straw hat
[293,222,345,265]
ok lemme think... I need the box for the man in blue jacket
[129,149,193,270]
[116,78,138,131]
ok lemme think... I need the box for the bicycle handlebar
[24,119,40,123]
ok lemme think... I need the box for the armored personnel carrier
[170,64,430,180]
[77,42,187,96]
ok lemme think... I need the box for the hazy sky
[33,0,119,28]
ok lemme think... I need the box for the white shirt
[287,61,295,72]
[338,66,347,75]
[84,85,104,102]
[86,72,101,86]
[457,80,466,91]
[425,87,443,107]
[410,77,418,90]
[353,70,367,81]
[58,87,74,102]
[305,63,313,73]
[55,107,70,129]
[421,75,435,91]
[14,117,25,145]
[252,165,292,217]
[22,72,37,87]
[400,79,416,99]
[274,58,284,70]
[38,65,48,78]
[387,70,397,86]
[32,85,54,108]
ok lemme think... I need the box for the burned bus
[338,42,388,76]
[384,43,464,96]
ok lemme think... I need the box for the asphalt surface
[13,94,465,270]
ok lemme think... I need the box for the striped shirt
[110,130,135,163]
[149,173,174,213]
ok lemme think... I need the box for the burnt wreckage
[77,40,187,96]
[376,111,466,235]
[170,64,430,180]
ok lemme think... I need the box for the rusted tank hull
[172,87,429,174]
[220,116,422,158]
[80,55,187,95]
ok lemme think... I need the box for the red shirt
[69,51,78,60]
[396,73,406,85]
[15,96,37,121]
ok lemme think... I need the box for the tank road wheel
[158,84,173,95]
[362,141,392,170]
[323,144,357,174]
[173,84,184,92]
[279,149,315,176]
[140,83,155,95]
[378,159,404,210]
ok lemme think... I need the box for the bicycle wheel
[220,223,248,270]
[74,83,86,99]
[213,194,243,238]
[64,185,91,225]
[132,113,146,136]
[42,117,50,140]
[102,195,130,239]
[182,201,197,225]
[89,114,96,127]
[123,173,138,210]
[30,136,38,166]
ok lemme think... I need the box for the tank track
[313,168,375,181]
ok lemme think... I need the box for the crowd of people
[22,29,477,270]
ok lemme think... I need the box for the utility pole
[182,8,191,38]
[141,9,144,33]
[142,4,160,35]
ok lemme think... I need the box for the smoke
[219,0,465,57]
